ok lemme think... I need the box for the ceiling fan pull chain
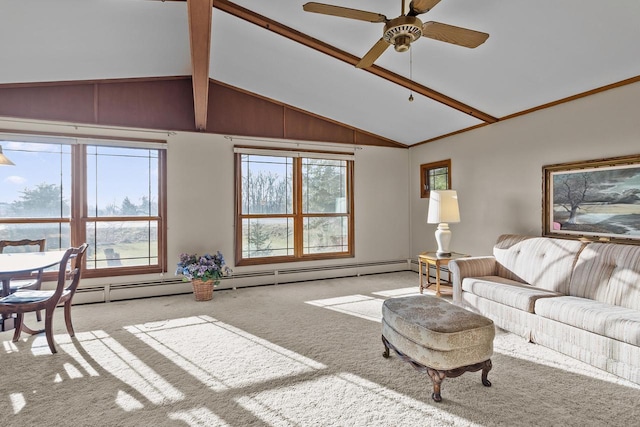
[409,48,414,102]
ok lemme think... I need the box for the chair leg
[36,309,42,322]
[12,313,24,342]
[44,308,57,354]
[64,301,75,337]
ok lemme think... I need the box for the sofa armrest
[448,256,498,305]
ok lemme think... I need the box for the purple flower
[175,251,232,284]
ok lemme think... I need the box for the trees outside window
[0,139,166,278]
[235,150,353,265]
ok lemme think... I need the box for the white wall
[0,119,411,296]
[409,81,640,257]
[167,134,411,281]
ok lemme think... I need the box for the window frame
[0,135,167,279]
[234,148,354,266]
[420,159,451,199]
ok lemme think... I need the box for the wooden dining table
[0,250,68,297]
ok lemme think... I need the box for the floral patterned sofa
[448,234,640,384]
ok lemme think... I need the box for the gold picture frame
[543,154,640,244]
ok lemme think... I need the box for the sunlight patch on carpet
[116,390,145,412]
[2,340,18,353]
[305,295,383,322]
[168,407,231,427]
[63,362,84,379]
[236,372,471,426]
[59,329,184,405]
[29,335,59,356]
[125,315,326,392]
[372,287,422,298]
[9,393,25,414]
[55,333,100,378]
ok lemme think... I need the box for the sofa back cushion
[569,243,640,310]
[493,234,586,294]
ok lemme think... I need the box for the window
[420,159,451,198]
[0,136,167,278]
[235,148,353,265]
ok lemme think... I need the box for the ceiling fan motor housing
[383,16,423,52]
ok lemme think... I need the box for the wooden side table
[418,252,470,297]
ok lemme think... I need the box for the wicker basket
[192,279,214,301]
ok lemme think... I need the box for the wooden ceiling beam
[212,0,497,124]
[187,0,213,131]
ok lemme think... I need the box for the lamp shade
[0,145,15,166]
[427,190,460,224]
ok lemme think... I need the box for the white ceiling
[1,0,639,145]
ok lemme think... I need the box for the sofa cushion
[493,234,586,294]
[569,243,640,310]
[461,275,562,313]
[535,296,640,346]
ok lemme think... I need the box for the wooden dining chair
[0,239,47,321]
[0,243,87,354]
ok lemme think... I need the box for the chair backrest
[65,243,88,296]
[51,243,88,303]
[0,239,46,254]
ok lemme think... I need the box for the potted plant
[176,251,232,301]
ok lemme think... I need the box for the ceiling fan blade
[408,0,441,16]
[303,3,387,23]
[356,38,390,69]
[422,21,489,48]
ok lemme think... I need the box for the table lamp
[427,190,460,256]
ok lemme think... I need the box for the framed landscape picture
[543,154,640,244]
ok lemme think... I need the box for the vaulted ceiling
[1,0,639,146]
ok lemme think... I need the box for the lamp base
[436,251,452,257]
[434,223,452,256]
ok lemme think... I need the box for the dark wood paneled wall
[207,82,284,138]
[0,84,96,124]
[97,79,195,131]
[0,77,404,148]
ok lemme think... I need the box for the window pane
[428,167,449,191]
[242,217,294,258]
[0,142,71,218]
[241,155,293,215]
[0,222,71,251]
[303,216,349,254]
[85,220,158,269]
[236,152,353,264]
[0,137,165,276]
[87,146,159,217]
[302,158,347,214]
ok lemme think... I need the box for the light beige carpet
[1,272,639,426]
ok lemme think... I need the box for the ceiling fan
[303,0,489,68]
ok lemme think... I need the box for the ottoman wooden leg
[481,359,492,387]
[427,360,492,402]
[382,335,390,358]
[426,368,446,402]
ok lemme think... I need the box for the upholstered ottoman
[381,295,495,402]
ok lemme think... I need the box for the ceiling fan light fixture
[393,35,412,52]
[383,16,423,52]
